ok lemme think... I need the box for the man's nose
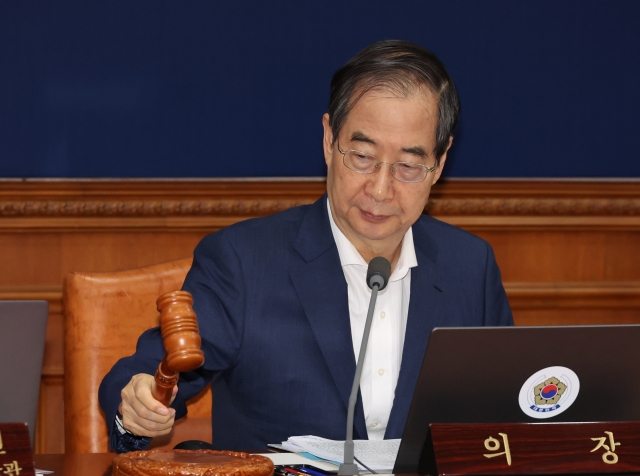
[366,163,395,202]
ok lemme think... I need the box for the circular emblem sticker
[518,366,580,419]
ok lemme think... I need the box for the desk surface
[33,453,640,476]
[34,454,401,476]
[35,453,115,476]
[34,454,402,476]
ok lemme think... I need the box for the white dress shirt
[327,199,417,440]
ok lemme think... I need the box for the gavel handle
[151,355,178,407]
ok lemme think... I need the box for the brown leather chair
[63,258,212,453]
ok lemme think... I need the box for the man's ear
[322,113,334,166]
[430,136,453,185]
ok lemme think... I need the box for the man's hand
[119,373,178,437]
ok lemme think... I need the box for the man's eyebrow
[349,131,431,158]
[350,131,376,145]
[401,145,429,158]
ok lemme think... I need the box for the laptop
[393,325,640,473]
[0,300,49,446]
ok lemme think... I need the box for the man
[99,40,513,452]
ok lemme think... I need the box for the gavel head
[156,290,205,373]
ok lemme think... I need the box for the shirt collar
[327,198,417,281]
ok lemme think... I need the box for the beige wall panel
[38,377,64,454]
[57,232,204,275]
[474,230,640,282]
[43,302,64,377]
[0,234,64,286]
[514,309,640,327]
[0,233,207,287]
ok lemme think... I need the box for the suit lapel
[290,196,368,439]
[385,219,443,438]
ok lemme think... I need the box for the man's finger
[131,375,174,416]
[124,395,175,424]
[120,373,177,431]
[122,417,175,438]
[169,385,178,405]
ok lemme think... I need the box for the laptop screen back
[0,300,48,446]
[394,325,640,473]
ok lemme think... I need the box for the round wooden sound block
[112,449,274,476]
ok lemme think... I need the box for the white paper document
[277,435,400,471]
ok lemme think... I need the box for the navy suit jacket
[99,195,513,450]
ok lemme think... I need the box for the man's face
[322,87,449,258]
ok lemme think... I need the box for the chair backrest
[63,258,212,453]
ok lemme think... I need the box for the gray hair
[328,40,460,161]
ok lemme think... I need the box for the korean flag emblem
[518,366,580,419]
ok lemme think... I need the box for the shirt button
[380,311,386,319]
[370,422,379,428]
[378,369,385,376]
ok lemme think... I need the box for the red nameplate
[0,423,35,476]
[430,421,640,475]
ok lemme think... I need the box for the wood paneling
[1,178,639,453]
[507,281,640,325]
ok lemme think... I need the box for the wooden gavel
[151,290,205,406]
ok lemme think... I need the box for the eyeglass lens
[343,150,430,182]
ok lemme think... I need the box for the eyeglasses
[337,142,437,183]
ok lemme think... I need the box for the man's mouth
[360,209,391,223]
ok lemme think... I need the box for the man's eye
[398,162,420,170]
[354,153,373,161]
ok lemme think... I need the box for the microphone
[366,257,391,291]
[339,256,392,475]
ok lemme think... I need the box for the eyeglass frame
[336,140,438,183]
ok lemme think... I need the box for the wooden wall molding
[0,198,314,218]
[2,179,640,230]
[3,197,640,218]
[0,286,62,302]
[505,282,640,310]
[430,197,640,216]
[0,180,325,213]
[6,282,640,312]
